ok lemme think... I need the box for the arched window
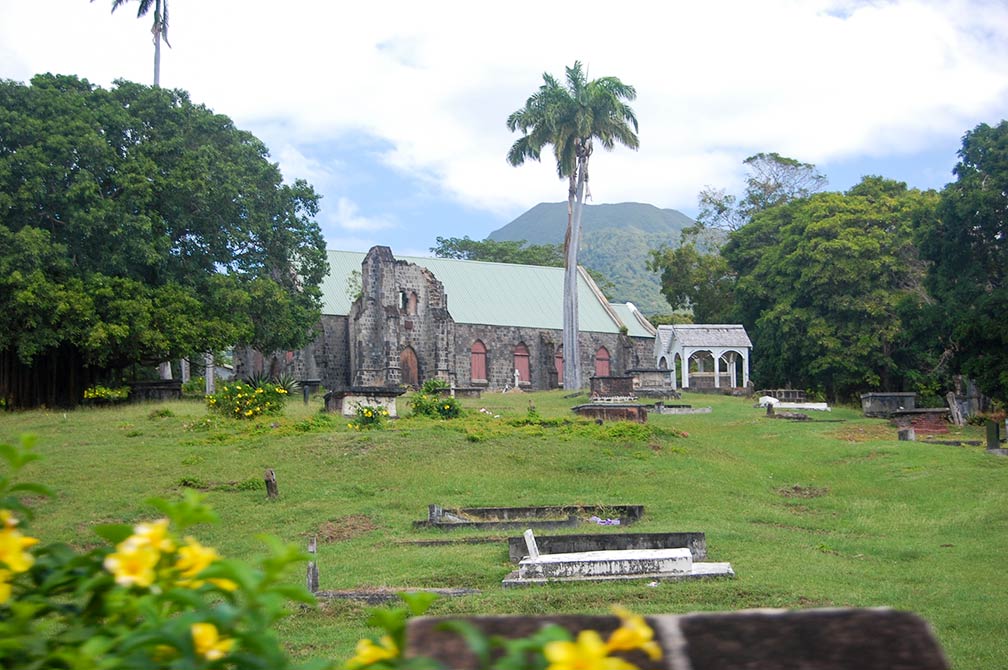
[470,340,487,382]
[554,345,564,386]
[594,346,611,377]
[407,291,418,315]
[513,343,530,384]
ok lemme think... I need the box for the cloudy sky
[2,0,1006,255]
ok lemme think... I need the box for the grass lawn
[2,390,1005,668]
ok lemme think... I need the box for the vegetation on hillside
[490,202,694,314]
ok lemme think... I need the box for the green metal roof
[319,249,646,334]
[609,302,657,338]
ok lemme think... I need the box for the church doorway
[400,347,419,388]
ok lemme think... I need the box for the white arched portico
[654,325,752,390]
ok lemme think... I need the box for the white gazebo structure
[654,324,752,390]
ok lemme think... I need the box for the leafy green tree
[722,177,938,400]
[94,0,170,86]
[648,226,736,323]
[507,62,639,389]
[0,75,327,407]
[431,236,563,266]
[920,120,1008,401]
[697,152,827,231]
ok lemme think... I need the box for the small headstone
[986,420,1001,451]
[306,536,319,593]
[898,428,916,441]
[264,468,278,499]
[523,529,540,559]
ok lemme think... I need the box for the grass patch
[1,392,1005,668]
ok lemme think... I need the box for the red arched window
[513,343,530,384]
[470,340,487,382]
[594,346,611,377]
[554,345,564,385]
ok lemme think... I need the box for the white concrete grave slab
[504,530,734,587]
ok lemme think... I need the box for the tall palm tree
[507,62,638,389]
[95,0,170,86]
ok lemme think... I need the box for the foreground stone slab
[406,609,949,670]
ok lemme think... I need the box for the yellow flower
[607,607,662,660]
[0,512,39,574]
[0,569,12,603]
[103,540,160,588]
[244,409,253,416]
[133,519,175,553]
[345,635,399,668]
[544,630,639,670]
[191,622,235,661]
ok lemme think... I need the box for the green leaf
[399,591,439,616]
[435,620,490,668]
[92,523,134,545]
[10,482,53,497]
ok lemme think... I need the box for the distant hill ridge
[488,202,694,315]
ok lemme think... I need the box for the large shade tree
[920,120,1008,401]
[507,62,638,389]
[94,0,170,86]
[0,75,327,407]
[722,177,937,400]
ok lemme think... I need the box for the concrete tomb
[506,531,707,563]
[415,503,644,530]
[502,529,733,586]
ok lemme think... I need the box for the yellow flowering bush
[206,381,290,419]
[408,393,462,420]
[344,595,662,670]
[349,403,391,430]
[0,436,327,670]
[83,384,130,403]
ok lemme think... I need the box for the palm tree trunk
[563,159,589,390]
[152,0,163,86]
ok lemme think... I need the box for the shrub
[0,437,321,670]
[409,392,462,419]
[181,376,206,398]
[348,403,390,430]
[419,378,450,394]
[206,381,289,419]
[82,384,130,403]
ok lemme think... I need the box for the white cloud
[2,0,1006,222]
[331,197,396,233]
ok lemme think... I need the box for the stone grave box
[860,392,917,417]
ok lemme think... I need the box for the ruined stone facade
[240,246,656,392]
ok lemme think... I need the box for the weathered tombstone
[946,392,964,427]
[523,529,540,559]
[898,427,916,441]
[204,353,215,395]
[264,468,278,499]
[306,536,319,593]
[986,420,1001,451]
